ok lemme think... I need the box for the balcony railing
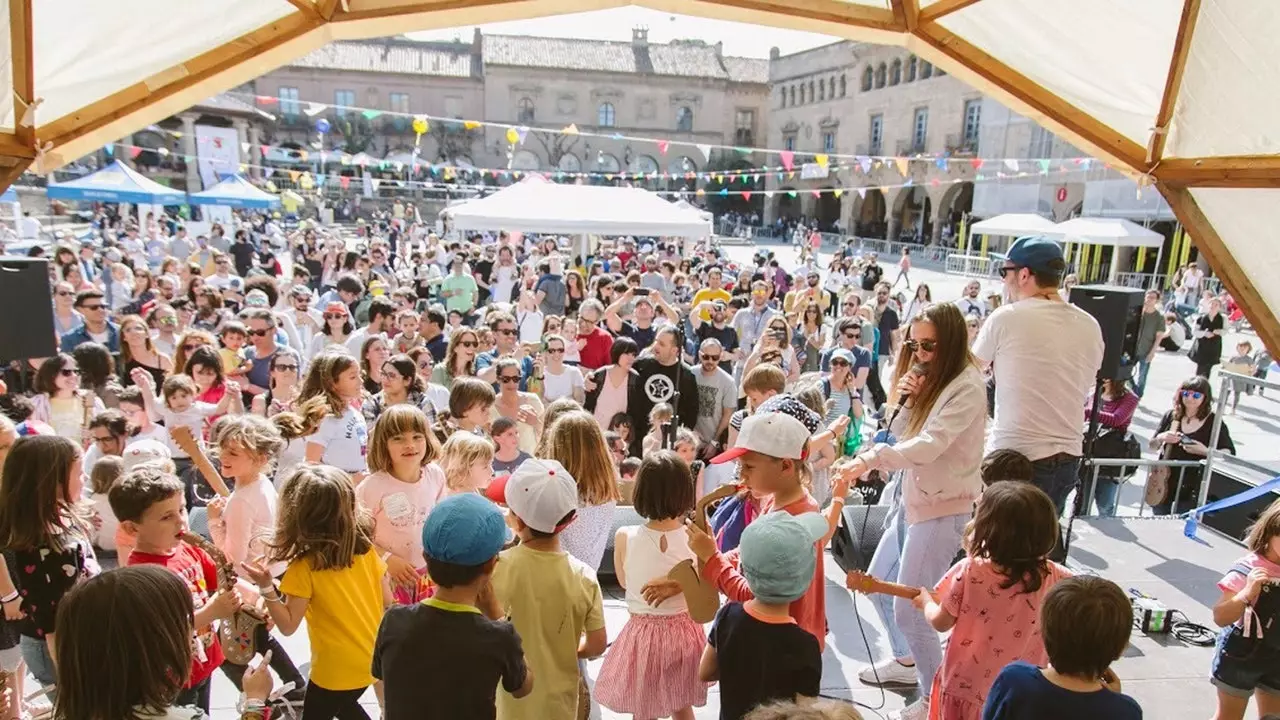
[945,132,979,157]
[896,139,927,155]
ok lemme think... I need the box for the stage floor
[1067,516,1255,719]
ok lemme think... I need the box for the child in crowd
[491,416,531,475]
[440,431,496,495]
[52,565,275,720]
[182,346,233,408]
[438,377,496,440]
[608,412,633,449]
[357,405,447,604]
[240,464,392,720]
[618,456,642,504]
[912,482,1072,719]
[699,511,825,720]
[485,459,608,719]
[746,700,864,719]
[687,409,828,650]
[297,352,370,477]
[1208,498,1280,720]
[596,451,708,720]
[392,310,424,355]
[218,320,249,378]
[373,493,533,719]
[540,410,621,570]
[1225,340,1256,413]
[729,365,787,447]
[86,455,124,553]
[672,426,711,497]
[0,435,100,690]
[110,467,240,713]
[138,372,237,503]
[111,439,175,564]
[980,448,1034,487]
[117,384,170,447]
[982,576,1141,720]
[642,403,675,456]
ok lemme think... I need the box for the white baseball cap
[486,458,578,534]
[710,411,811,465]
[121,439,172,472]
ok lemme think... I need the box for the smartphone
[633,288,651,296]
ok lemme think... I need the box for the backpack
[709,491,757,553]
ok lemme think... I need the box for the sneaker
[895,699,929,720]
[858,657,918,688]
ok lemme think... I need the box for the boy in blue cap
[372,493,533,719]
[698,510,825,719]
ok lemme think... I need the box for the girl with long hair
[30,354,104,442]
[539,410,621,571]
[71,343,123,410]
[239,464,389,720]
[293,352,369,477]
[1148,375,1235,515]
[565,270,586,317]
[250,348,302,418]
[359,335,391,396]
[431,328,479,387]
[362,354,435,427]
[796,299,828,373]
[438,431,495,496]
[118,315,172,389]
[904,283,933,324]
[172,329,216,375]
[183,346,229,407]
[309,302,354,360]
[839,302,987,717]
[490,358,543,455]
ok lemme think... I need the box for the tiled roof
[288,41,475,78]
[192,93,262,116]
[482,35,768,84]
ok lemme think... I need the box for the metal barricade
[944,253,993,277]
[1113,272,1168,290]
[1079,457,1205,518]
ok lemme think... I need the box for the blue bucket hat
[738,511,827,604]
[422,493,507,566]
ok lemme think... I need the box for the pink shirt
[933,557,1072,716]
[355,464,447,570]
[1218,552,1280,627]
[211,475,281,573]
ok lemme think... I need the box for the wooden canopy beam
[1156,157,1280,188]
[913,22,1149,174]
[918,0,982,24]
[9,0,34,148]
[891,0,920,32]
[1147,0,1201,164]
[1160,186,1280,358]
[283,0,326,20]
[0,133,35,159]
[316,0,344,19]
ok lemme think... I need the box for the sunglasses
[59,368,81,377]
[459,341,478,349]
[996,265,1021,278]
[1181,390,1205,400]
[499,375,521,384]
[248,328,272,337]
[324,313,346,320]
[497,328,517,336]
[842,302,857,308]
[546,347,565,355]
[55,290,73,297]
[273,364,298,372]
[831,359,851,367]
[92,435,115,444]
[417,360,432,369]
[905,339,938,352]
[700,353,721,362]
[182,343,202,352]
[81,304,106,311]
[844,332,861,339]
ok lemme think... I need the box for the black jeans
[220,630,306,698]
[175,677,212,715]
[301,682,370,720]
[867,357,887,409]
[1031,453,1081,563]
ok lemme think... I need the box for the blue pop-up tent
[46,160,186,205]
[0,187,16,202]
[189,174,280,209]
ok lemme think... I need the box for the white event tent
[1053,217,1164,249]
[969,213,1060,237]
[442,177,712,238]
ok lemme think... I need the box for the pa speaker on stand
[1068,285,1145,381]
[0,258,56,364]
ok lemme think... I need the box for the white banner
[195,125,241,191]
[800,163,830,180]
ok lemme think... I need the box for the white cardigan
[863,363,987,525]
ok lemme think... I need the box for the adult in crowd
[690,265,730,320]
[731,280,779,362]
[490,357,543,454]
[149,304,181,359]
[955,279,988,320]
[1082,376,1140,516]
[251,348,302,417]
[845,303,987,719]
[118,315,171,388]
[585,337,639,427]
[1133,289,1166,398]
[431,327,479,387]
[903,283,932,324]
[1191,296,1226,379]
[820,317,873,383]
[363,353,437,426]
[358,335,392,395]
[310,302,355,359]
[30,353,104,441]
[693,338,736,455]
[71,343,123,410]
[51,281,83,337]
[627,327,698,456]
[691,300,740,374]
[821,348,865,431]
[242,308,283,398]
[82,408,129,470]
[1149,375,1235,516]
[60,289,119,353]
[345,297,395,357]
[475,312,535,387]
[604,287,675,351]
[575,299,615,371]
[794,299,828,374]
[538,334,585,404]
[441,255,479,320]
[513,290,544,344]
[974,236,1104,552]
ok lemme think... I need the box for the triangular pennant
[371,179,382,191]
[858,156,872,174]
[516,127,528,144]
[718,188,728,196]
[764,190,775,198]
[894,157,909,176]
[463,120,481,130]
[304,103,326,117]
[780,151,795,171]
[935,157,948,170]
[288,170,301,182]
[787,171,795,180]
[696,144,712,158]
[969,158,984,170]
[563,124,580,135]
[657,140,669,155]
[240,142,250,154]
[833,189,843,198]
[857,187,866,199]
[815,154,829,168]
[1037,159,1051,174]
[904,178,914,187]
[260,145,270,157]
[811,190,821,198]
[128,146,143,160]
[740,191,751,200]
[362,110,383,120]
[256,96,278,105]
[1004,159,1018,172]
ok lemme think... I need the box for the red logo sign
[1056,186,1068,203]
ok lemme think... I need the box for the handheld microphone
[884,362,929,431]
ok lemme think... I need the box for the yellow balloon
[506,127,519,145]
[412,117,428,135]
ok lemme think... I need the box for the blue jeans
[1031,454,1080,562]
[866,478,969,695]
[1092,477,1121,517]
[20,635,55,689]
[1135,357,1153,398]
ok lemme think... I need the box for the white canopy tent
[442,177,712,238]
[969,213,1060,237]
[1053,217,1164,249]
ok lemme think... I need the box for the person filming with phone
[604,286,677,351]
[1148,375,1235,516]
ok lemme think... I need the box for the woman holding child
[840,303,987,720]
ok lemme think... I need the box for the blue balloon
[315,118,330,134]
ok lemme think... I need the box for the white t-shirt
[310,406,369,473]
[515,309,544,344]
[542,364,584,402]
[159,402,219,459]
[973,297,1104,460]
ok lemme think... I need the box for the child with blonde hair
[642,403,674,456]
[439,432,495,496]
[87,455,125,552]
[296,352,370,477]
[356,405,447,604]
[540,410,621,571]
[240,464,392,720]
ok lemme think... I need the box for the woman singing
[838,302,986,720]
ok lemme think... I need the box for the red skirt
[594,612,708,719]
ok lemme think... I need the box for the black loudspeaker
[1068,285,1145,380]
[829,504,890,574]
[0,258,56,363]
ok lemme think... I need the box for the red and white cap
[485,458,578,534]
[710,411,811,465]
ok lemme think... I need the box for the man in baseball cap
[373,493,534,716]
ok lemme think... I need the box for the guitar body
[182,531,266,665]
[845,570,921,599]
[670,484,742,623]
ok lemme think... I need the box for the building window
[829,77,836,98]
[779,87,787,108]
[921,61,933,79]
[912,107,929,151]
[963,99,982,145]
[389,92,410,115]
[890,59,902,86]
[334,89,355,117]
[869,114,883,155]
[517,97,535,124]
[735,109,755,146]
[598,102,616,127]
[1029,125,1055,157]
[906,56,918,82]
[818,80,825,101]
[789,86,796,106]
[809,80,816,102]
[675,106,694,132]
[822,131,835,153]
[875,64,887,89]
[861,67,873,92]
[784,134,796,152]
[278,87,300,119]
[840,74,847,97]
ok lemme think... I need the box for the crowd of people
[0,202,1264,720]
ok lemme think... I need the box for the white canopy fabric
[0,0,1275,350]
[969,213,1059,237]
[442,177,712,238]
[1053,217,1165,249]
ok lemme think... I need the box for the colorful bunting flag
[815,154,829,168]
[780,151,795,171]
[657,140,669,155]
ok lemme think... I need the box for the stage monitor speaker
[0,258,56,364]
[1069,285,1145,380]
[830,504,890,574]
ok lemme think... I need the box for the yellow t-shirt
[279,548,386,691]
[691,287,732,321]
[219,347,244,375]
[492,543,605,720]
